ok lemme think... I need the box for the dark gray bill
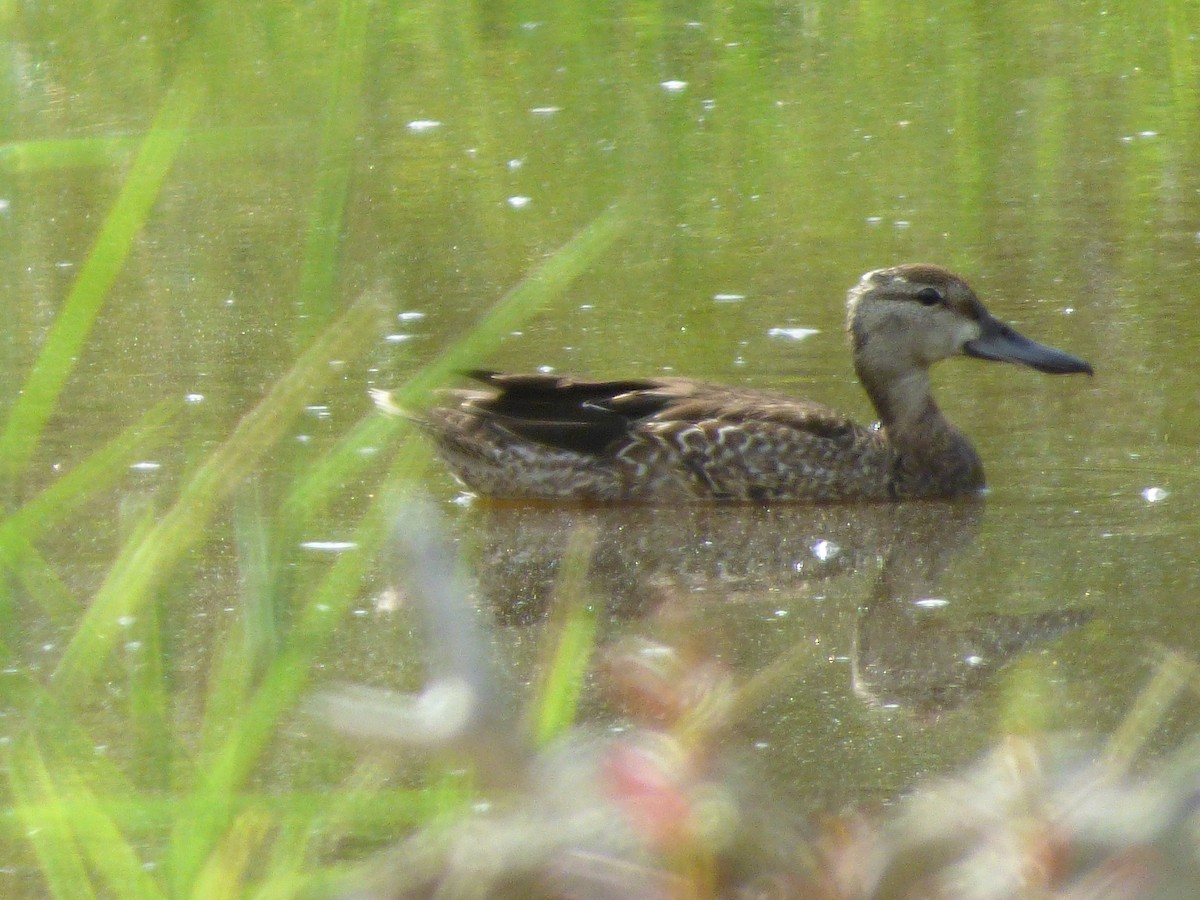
[964,315,1093,375]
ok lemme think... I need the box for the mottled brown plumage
[390,265,1092,502]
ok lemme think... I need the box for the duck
[394,264,1092,502]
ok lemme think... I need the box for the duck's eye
[916,287,943,306]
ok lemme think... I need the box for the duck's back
[422,372,894,502]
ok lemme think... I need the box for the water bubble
[1141,486,1168,503]
[767,327,819,341]
[913,598,950,609]
[811,539,840,561]
[661,79,688,93]
[713,293,745,303]
[507,195,532,209]
[130,461,162,472]
[406,120,442,133]
[300,541,359,553]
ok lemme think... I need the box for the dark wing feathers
[454,371,859,457]
[461,371,676,456]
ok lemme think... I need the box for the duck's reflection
[464,500,978,623]
[456,498,1090,714]
[850,509,1092,713]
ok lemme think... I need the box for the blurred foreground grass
[0,44,630,890]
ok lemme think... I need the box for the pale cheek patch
[956,320,982,350]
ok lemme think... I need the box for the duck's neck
[857,366,985,496]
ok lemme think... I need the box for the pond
[3,1,1200,895]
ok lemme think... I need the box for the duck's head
[846,263,1093,379]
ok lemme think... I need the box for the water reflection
[461,498,1091,715]
[325,501,1115,898]
[852,537,1094,714]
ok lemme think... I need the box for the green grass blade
[166,498,391,892]
[396,201,629,406]
[124,563,175,791]
[188,808,272,900]
[49,290,382,699]
[7,736,98,900]
[6,536,78,624]
[45,757,166,900]
[531,528,599,746]
[250,762,390,897]
[0,400,177,623]
[295,0,370,337]
[1103,648,1194,775]
[0,399,178,547]
[283,201,630,516]
[166,458,433,890]
[0,70,202,483]
[0,127,291,174]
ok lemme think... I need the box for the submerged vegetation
[3,0,1200,896]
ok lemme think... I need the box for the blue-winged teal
[396,264,1092,502]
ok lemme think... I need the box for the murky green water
[4,0,1200,892]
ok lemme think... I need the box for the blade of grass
[195,498,280,762]
[251,761,391,897]
[166,451,431,891]
[188,808,273,900]
[391,202,629,406]
[48,289,383,699]
[531,527,599,747]
[0,399,178,545]
[6,736,98,899]
[7,536,78,624]
[0,400,179,624]
[295,0,370,339]
[0,787,435,848]
[0,69,202,484]
[283,201,629,517]
[0,127,291,174]
[166,494,392,893]
[123,507,175,792]
[1104,646,1194,775]
[43,754,166,900]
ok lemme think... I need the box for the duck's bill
[964,317,1093,375]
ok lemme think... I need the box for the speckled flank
[404,264,1091,503]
